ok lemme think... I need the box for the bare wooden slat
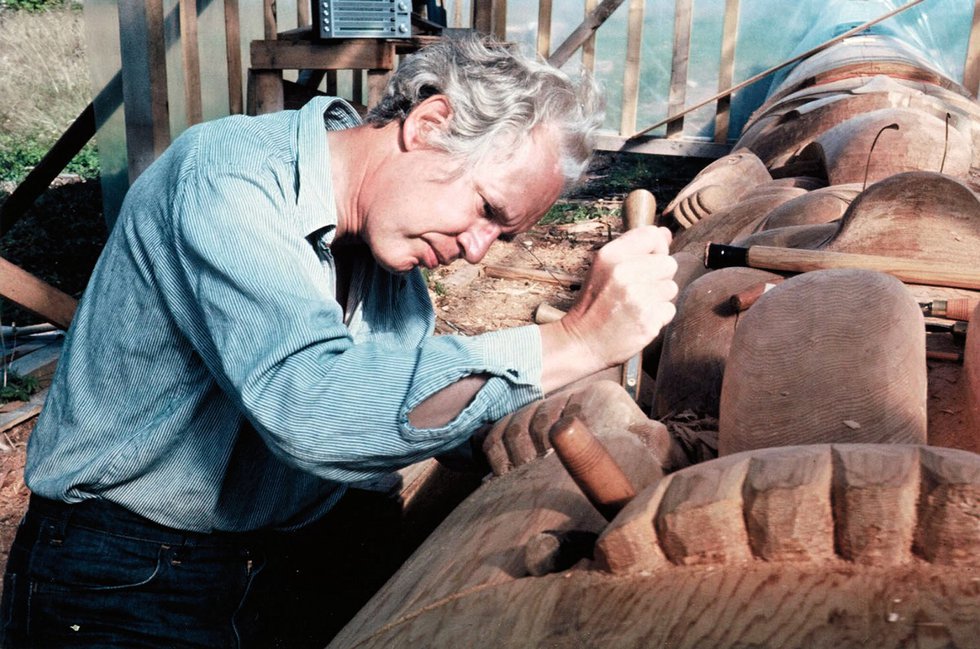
[473,0,492,34]
[247,70,284,114]
[666,0,693,139]
[619,0,644,135]
[224,0,243,114]
[594,131,730,158]
[582,0,598,74]
[250,39,396,70]
[714,0,740,143]
[367,70,390,108]
[631,0,928,139]
[263,0,277,39]
[0,257,77,331]
[547,0,626,69]
[536,0,553,58]
[297,0,310,28]
[492,0,507,40]
[179,0,203,126]
[966,0,980,97]
[326,70,338,95]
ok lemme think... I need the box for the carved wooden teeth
[596,444,980,574]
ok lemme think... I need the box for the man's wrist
[538,319,607,394]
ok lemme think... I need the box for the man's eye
[498,232,515,243]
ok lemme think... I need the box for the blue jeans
[0,495,268,648]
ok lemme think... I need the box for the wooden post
[224,0,244,114]
[582,0,598,74]
[296,0,310,27]
[965,0,980,97]
[117,0,172,181]
[536,0,553,58]
[247,0,284,114]
[367,70,390,108]
[492,0,507,40]
[619,0,644,136]
[179,0,203,126]
[472,0,492,34]
[714,0,740,143]
[666,0,693,139]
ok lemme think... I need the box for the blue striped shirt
[25,97,545,532]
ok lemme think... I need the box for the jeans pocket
[30,523,164,592]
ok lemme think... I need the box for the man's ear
[401,95,452,151]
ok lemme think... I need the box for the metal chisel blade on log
[704,243,980,291]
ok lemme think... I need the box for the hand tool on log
[549,416,636,521]
[620,189,657,400]
[704,243,980,291]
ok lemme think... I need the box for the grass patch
[0,370,39,403]
[539,201,616,226]
[0,133,100,183]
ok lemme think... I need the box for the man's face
[361,126,565,274]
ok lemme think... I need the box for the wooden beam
[367,70,391,108]
[582,0,598,74]
[619,0,644,135]
[179,0,203,126]
[491,0,506,40]
[118,0,172,181]
[263,0,277,39]
[224,0,244,114]
[714,0,740,143]
[594,131,730,158]
[297,0,310,28]
[536,0,553,58]
[631,0,928,139]
[472,0,492,34]
[547,0,627,69]
[250,39,397,70]
[665,0,693,139]
[966,0,980,97]
[0,257,77,331]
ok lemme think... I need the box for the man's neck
[326,122,399,241]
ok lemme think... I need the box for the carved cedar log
[327,445,980,649]
[718,268,927,455]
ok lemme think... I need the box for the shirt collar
[295,97,362,241]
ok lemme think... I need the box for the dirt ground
[0,151,708,587]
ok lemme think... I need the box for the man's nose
[459,220,500,263]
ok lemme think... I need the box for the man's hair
[365,33,605,189]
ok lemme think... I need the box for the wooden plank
[582,0,598,74]
[483,264,581,288]
[263,0,277,39]
[966,0,980,97]
[666,0,693,139]
[714,0,740,143]
[145,0,171,159]
[547,0,627,69]
[536,0,553,58]
[250,39,396,70]
[224,0,244,114]
[367,70,390,108]
[179,0,203,126]
[491,0,506,40]
[472,0,492,34]
[594,131,730,158]
[247,70,285,114]
[0,387,48,434]
[0,257,76,331]
[619,0,644,135]
[326,70,338,95]
[296,0,310,28]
